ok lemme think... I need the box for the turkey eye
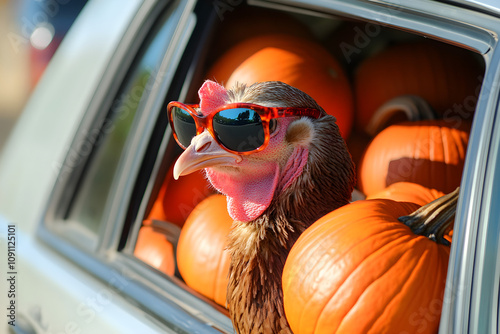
[269,119,278,134]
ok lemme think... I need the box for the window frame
[41,0,197,249]
[41,0,177,250]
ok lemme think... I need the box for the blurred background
[0,0,86,152]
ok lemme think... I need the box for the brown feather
[224,81,356,333]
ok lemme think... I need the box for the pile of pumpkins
[135,14,482,333]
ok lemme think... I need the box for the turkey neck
[226,205,303,334]
[225,182,337,334]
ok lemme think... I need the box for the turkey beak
[173,131,242,179]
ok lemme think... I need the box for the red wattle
[205,162,280,222]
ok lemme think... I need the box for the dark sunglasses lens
[213,108,265,152]
[171,106,196,148]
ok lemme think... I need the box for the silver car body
[1,0,499,333]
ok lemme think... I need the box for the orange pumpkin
[355,40,482,133]
[367,182,445,207]
[208,7,311,64]
[206,34,354,139]
[176,194,232,307]
[358,120,470,196]
[148,164,214,227]
[147,182,168,220]
[282,197,453,333]
[134,220,177,276]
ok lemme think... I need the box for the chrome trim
[447,0,500,17]
[252,0,496,54]
[442,49,500,332]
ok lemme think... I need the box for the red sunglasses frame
[167,101,323,155]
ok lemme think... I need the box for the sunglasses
[167,101,323,155]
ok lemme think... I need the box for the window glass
[66,10,177,234]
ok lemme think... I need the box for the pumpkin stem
[398,187,459,246]
[364,95,436,136]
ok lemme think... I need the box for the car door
[2,0,500,333]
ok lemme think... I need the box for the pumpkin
[367,182,445,207]
[206,34,354,139]
[208,7,311,64]
[355,40,482,133]
[176,194,232,307]
[282,189,458,333]
[148,163,214,227]
[358,120,470,196]
[134,220,178,276]
[147,182,168,220]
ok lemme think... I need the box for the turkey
[168,80,356,333]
